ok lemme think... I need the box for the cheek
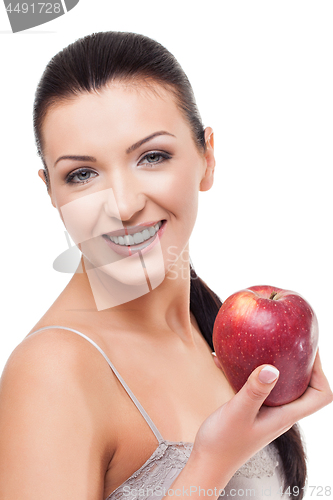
[59,199,98,244]
[158,159,200,224]
[58,188,124,245]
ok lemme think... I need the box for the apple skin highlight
[213,285,319,406]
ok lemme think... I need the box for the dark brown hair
[33,31,206,189]
[33,31,307,497]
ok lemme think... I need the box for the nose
[103,169,146,222]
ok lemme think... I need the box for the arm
[0,330,113,499]
[164,351,332,500]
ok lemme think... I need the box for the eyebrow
[53,131,175,167]
[125,131,176,154]
[53,155,96,168]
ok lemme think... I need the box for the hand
[193,350,332,479]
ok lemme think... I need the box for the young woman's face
[40,83,215,288]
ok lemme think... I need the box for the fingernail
[259,365,279,384]
[212,352,217,357]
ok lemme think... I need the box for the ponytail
[189,263,307,500]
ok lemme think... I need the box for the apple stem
[269,292,278,300]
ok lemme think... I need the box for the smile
[105,221,162,246]
[102,220,166,256]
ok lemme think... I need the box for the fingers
[278,350,333,422]
[308,349,332,393]
[212,352,223,370]
[213,349,332,439]
[230,364,280,421]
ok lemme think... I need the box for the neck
[68,243,196,345]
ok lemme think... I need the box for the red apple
[213,285,319,406]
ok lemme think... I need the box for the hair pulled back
[33,31,205,177]
[33,31,307,498]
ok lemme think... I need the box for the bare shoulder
[2,327,115,400]
[0,328,117,499]
[0,327,120,431]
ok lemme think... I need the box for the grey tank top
[28,326,286,500]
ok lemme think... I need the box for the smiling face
[39,82,215,296]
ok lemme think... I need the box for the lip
[105,221,162,237]
[103,220,167,257]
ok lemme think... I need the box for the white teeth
[142,229,151,241]
[133,232,144,244]
[123,234,134,245]
[108,221,162,246]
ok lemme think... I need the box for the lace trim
[107,442,192,500]
[235,444,280,479]
[106,442,280,500]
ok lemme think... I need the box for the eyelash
[65,151,172,185]
[138,151,172,166]
[65,168,98,185]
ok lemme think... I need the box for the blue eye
[138,151,172,166]
[66,169,98,184]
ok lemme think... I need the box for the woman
[0,31,331,500]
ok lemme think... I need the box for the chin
[83,248,166,299]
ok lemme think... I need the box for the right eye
[65,168,98,184]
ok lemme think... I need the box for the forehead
[42,83,193,161]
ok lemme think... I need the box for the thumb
[232,365,280,420]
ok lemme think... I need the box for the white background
[0,1,332,497]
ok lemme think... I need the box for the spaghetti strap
[27,325,164,444]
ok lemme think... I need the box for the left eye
[138,152,171,166]
[66,169,98,184]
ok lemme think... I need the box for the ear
[199,127,216,192]
[38,169,56,208]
